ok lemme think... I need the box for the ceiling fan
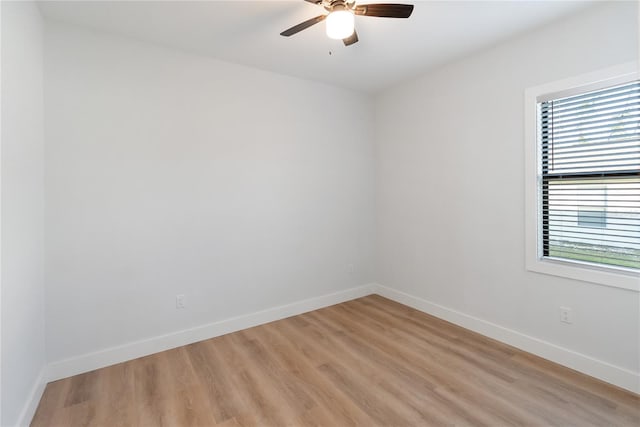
[280,0,414,46]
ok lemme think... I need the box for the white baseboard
[44,281,639,399]
[373,284,640,394]
[16,366,47,427]
[47,283,376,382]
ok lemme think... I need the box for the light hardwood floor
[32,295,639,426]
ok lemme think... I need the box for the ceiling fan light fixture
[325,9,354,39]
[280,1,414,46]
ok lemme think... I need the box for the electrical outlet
[559,306,573,324]
[347,263,355,274]
[176,294,186,309]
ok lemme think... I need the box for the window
[525,64,640,291]
[577,209,607,229]
[541,80,639,270]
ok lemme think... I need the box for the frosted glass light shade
[326,10,354,39]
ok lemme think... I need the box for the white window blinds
[540,80,640,270]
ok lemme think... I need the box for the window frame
[524,62,640,292]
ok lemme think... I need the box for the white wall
[44,22,375,364]
[375,0,639,382]
[1,1,47,425]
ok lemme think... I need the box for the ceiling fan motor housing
[324,0,356,13]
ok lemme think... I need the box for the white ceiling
[38,0,596,93]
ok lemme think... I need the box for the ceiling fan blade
[354,3,414,18]
[343,29,359,46]
[280,15,327,37]
[304,0,323,4]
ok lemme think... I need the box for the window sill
[526,256,639,292]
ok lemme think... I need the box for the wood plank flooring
[31,295,640,426]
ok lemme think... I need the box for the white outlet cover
[176,294,186,309]
[559,306,573,324]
